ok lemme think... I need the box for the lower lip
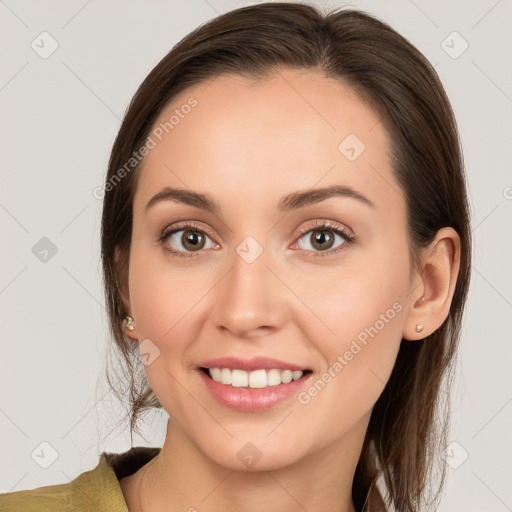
[198,369,312,412]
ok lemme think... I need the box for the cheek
[292,249,408,413]
[127,247,201,373]
[128,243,205,336]
[292,294,405,442]
[126,248,202,413]
[295,249,408,346]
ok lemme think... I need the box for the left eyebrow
[144,184,375,216]
[277,184,375,212]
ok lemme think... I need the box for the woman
[0,2,471,511]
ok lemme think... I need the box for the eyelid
[295,219,354,239]
[161,220,218,242]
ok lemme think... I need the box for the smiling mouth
[200,367,313,389]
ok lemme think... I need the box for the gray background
[1,0,511,510]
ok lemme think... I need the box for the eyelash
[158,220,355,259]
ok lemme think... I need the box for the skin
[117,68,460,512]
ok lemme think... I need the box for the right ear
[115,246,130,310]
[115,246,138,341]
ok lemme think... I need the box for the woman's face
[124,68,416,470]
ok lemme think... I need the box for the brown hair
[100,3,471,511]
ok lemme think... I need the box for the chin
[199,435,310,473]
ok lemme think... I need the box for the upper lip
[198,356,309,372]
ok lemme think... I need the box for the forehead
[133,68,403,218]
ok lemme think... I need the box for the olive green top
[0,446,387,511]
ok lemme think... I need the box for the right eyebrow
[145,187,221,215]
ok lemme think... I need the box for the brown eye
[162,227,216,256]
[180,230,206,251]
[308,230,336,251]
[297,222,354,256]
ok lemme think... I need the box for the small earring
[124,316,135,332]
[415,324,423,333]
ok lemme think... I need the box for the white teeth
[207,367,304,388]
[210,368,221,381]
[267,369,282,386]
[248,369,267,388]
[292,370,303,381]
[231,369,249,387]
[281,370,293,384]
[220,368,232,385]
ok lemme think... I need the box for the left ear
[403,227,461,340]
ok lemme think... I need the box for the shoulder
[0,480,71,511]
[0,451,129,512]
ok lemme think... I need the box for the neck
[138,416,368,512]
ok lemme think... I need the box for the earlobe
[123,315,139,341]
[402,227,461,341]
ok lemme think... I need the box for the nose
[209,242,287,340]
